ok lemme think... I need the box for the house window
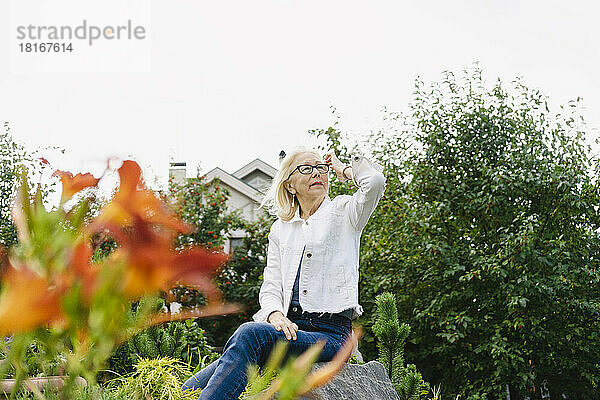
[229,238,243,253]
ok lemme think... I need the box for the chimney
[278,150,286,165]
[169,162,187,186]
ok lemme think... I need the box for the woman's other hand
[267,311,298,340]
[324,151,350,182]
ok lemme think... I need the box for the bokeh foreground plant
[0,160,239,398]
[243,327,363,400]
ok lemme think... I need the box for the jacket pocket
[318,211,343,247]
[326,263,348,296]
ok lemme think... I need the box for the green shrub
[111,357,201,400]
[108,320,219,375]
[1,337,64,379]
[107,298,220,376]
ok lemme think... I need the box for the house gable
[232,159,276,181]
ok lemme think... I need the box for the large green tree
[314,67,600,399]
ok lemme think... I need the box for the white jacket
[252,155,386,323]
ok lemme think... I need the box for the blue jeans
[182,313,352,400]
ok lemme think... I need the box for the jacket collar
[285,196,331,223]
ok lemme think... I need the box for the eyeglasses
[287,163,329,180]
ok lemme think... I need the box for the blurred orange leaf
[52,171,100,202]
[104,216,228,299]
[67,241,99,302]
[94,160,187,232]
[145,303,242,327]
[0,267,64,336]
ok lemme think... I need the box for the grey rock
[298,361,399,400]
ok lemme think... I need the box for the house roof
[176,158,275,204]
[232,158,277,180]
[203,167,264,202]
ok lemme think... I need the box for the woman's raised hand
[324,151,349,182]
[267,311,298,340]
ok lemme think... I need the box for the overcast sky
[1,0,599,190]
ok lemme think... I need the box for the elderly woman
[182,148,385,400]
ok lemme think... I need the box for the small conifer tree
[373,292,429,400]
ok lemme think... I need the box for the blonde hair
[260,147,323,221]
